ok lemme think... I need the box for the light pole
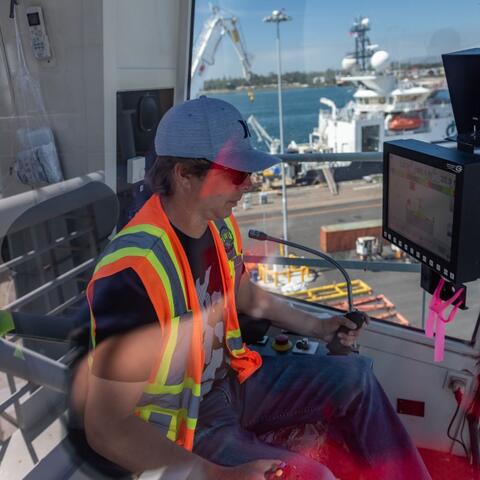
[263,9,291,254]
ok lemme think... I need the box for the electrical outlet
[443,370,472,391]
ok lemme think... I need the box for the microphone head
[248,229,268,241]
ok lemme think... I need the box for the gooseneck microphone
[249,229,354,309]
[248,229,367,355]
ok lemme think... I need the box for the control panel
[253,332,324,357]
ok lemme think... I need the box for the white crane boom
[225,17,253,82]
[247,115,281,154]
[191,5,253,82]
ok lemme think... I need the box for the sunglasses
[211,164,251,185]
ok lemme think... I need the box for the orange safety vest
[87,195,262,450]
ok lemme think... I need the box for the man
[76,97,431,479]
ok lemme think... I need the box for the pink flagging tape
[426,278,465,363]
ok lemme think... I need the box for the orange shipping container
[320,219,382,253]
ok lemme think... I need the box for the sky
[193,0,480,80]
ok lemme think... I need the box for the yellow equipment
[285,279,372,303]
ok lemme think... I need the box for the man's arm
[236,270,361,344]
[78,323,206,476]
[73,321,281,479]
[79,270,205,474]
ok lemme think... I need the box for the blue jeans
[193,354,431,480]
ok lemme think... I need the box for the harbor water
[207,86,356,150]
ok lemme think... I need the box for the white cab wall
[0,0,191,197]
[0,0,104,197]
[102,0,191,189]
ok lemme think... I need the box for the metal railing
[277,151,383,163]
[0,174,117,471]
[244,255,420,273]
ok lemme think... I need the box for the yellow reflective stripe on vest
[136,405,179,441]
[226,328,245,355]
[137,405,198,435]
[140,377,202,428]
[153,314,180,386]
[115,224,187,307]
[138,388,202,420]
[89,311,96,351]
[231,347,246,356]
[94,247,175,317]
[144,375,201,396]
[226,328,241,339]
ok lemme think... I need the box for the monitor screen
[388,153,456,261]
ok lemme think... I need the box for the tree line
[202,61,444,91]
[202,70,338,90]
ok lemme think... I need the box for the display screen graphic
[388,154,456,261]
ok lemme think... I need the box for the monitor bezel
[383,142,464,283]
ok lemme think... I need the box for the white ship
[294,17,456,155]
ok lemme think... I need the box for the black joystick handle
[326,310,368,355]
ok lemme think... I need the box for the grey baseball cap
[154,96,280,172]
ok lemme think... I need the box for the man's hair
[145,156,212,196]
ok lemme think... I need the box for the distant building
[313,76,326,85]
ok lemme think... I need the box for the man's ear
[172,163,192,191]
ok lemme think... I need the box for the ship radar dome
[361,17,370,27]
[342,56,357,71]
[370,50,389,71]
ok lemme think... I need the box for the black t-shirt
[91,224,235,396]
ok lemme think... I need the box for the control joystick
[326,310,368,355]
[247,230,369,357]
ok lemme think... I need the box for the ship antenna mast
[350,16,373,71]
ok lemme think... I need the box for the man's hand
[319,314,368,345]
[196,459,284,480]
[236,272,369,348]
[219,460,285,480]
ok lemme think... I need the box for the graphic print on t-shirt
[172,225,228,398]
[195,265,226,397]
